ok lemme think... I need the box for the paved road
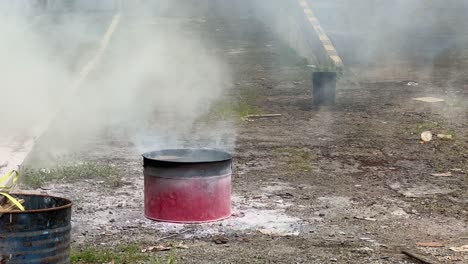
[308,0,468,70]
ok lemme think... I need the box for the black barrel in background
[312,71,337,105]
[0,194,72,264]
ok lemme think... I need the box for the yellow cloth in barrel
[0,170,25,211]
[0,170,19,190]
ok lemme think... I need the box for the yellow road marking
[297,0,343,67]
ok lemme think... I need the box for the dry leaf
[412,97,445,103]
[437,134,453,140]
[416,242,444,247]
[141,242,188,253]
[431,172,452,177]
[212,235,229,244]
[449,245,468,252]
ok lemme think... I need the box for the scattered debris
[245,114,282,119]
[0,197,24,213]
[416,242,444,248]
[212,235,229,244]
[354,216,377,221]
[389,181,454,198]
[391,208,408,217]
[430,172,452,177]
[231,211,246,217]
[258,229,300,237]
[354,247,374,255]
[400,186,454,198]
[401,249,441,264]
[407,81,419,86]
[437,134,453,140]
[276,192,294,199]
[421,131,433,142]
[359,237,376,243]
[449,245,468,252]
[412,97,445,103]
[140,242,188,253]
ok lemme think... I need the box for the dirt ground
[22,5,468,264]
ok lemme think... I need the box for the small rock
[391,208,408,217]
[431,172,452,177]
[212,235,229,244]
[421,131,432,142]
[437,134,453,140]
[359,237,376,243]
[109,219,115,223]
[354,216,377,221]
[354,247,374,255]
[330,258,338,262]
[231,212,245,217]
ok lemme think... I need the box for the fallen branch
[402,249,441,264]
[245,114,282,119]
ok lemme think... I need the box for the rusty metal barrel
[0,194,72,264]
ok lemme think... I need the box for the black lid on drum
[142,149,232,178]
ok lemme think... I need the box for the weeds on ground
[207,88,262,121]
[406,120,458,140]
[431,160,446,173]
[277,44,309,66]
[276,147,317,172]
[22,162,120,188]
[71,245,177,264]
[406,121,443,135]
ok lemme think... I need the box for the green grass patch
[406,121,443,135]
[71,244,176,264]
[406,120,458,140]
[22,162,120,188]
[276,147,317,172]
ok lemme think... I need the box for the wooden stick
[402,249,441,264]
[245,114,282,119]
[0,199,25,212]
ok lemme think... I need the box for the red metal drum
[143,149,232,223]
